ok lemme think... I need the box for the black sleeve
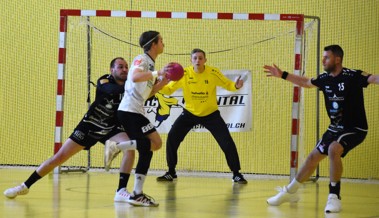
[355,70,370,88]
[96,75,124,95]
[310,73,327,88]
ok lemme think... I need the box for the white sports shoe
[114,188,131,202]
[267,186,300,206]
[4,183,29,199]
[104,140,121,171]
[324,194,341,213]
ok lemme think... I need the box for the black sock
[24,171,42,188]
[168,168,176,175]
[117,173,130,191]
[233,171,240,177]
[329,182,341,199]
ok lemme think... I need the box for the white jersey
[118,53,155,115]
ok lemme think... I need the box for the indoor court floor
[1,168,378,218]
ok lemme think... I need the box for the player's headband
[142,34,159,48]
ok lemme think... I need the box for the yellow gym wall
[1,1,378,179]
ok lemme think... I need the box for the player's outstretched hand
[156,75,170,85]
[263,64,283,78]
[158,63,172,78]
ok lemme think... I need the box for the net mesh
[60,14,318,175]
[1,2,379,181]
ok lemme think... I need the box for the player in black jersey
[4,57,135,201]
[263,45,379,213]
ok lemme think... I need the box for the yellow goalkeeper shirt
[159,65,237,117]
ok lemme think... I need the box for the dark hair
[139,31,160,52]
[110,57,125,68]
[324,45,344,62]
[191,48,206,57]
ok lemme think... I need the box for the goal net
[57,10,319,177]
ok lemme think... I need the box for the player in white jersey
[106,30,170,207]
[119,52,160,114]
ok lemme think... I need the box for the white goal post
[55,9,320,179]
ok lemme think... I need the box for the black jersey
[311,68,371,132]
[82,74,124,130]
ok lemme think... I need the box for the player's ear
[336,56,342,65]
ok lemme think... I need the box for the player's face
[154,35,164,54]
[111,59,128,83]
[191,52,206,69]
[322,50,338,73]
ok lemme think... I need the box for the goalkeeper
[156,48,247,184]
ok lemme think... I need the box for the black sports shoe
[156,172,177,182]
[127,192,159,207]
[232,174,248,184]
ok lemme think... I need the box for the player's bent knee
[151,142,162,151]
[328,142,343,157]
[124,150,135,157]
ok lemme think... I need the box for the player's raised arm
[263,64,315,88]
[149,75,170,98]
[368,74,379,84]
[131,65,166,82]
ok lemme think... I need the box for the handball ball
[166,62,184,81]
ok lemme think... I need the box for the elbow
[301,79,314,88]
[302,83,315,88]
[131,75,141,82]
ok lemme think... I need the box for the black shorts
[316,128,367,157]
[69,120,124,150]
[117,111,156,139]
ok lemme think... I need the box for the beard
[323,64,336,73]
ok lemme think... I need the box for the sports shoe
[324,194,341,213]
[127,192,159,207]
[156,172,177,182]
[267,186,300,206]
[114,188,131,202]
[104,140,121,171]
[4,183,29,199]
[232,174,248,184]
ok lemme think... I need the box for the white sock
[133,173,146,195]
[287,179,301,193]
[117,140,137,151]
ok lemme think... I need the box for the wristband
[151,71,158,79]
[281,71,289,80]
